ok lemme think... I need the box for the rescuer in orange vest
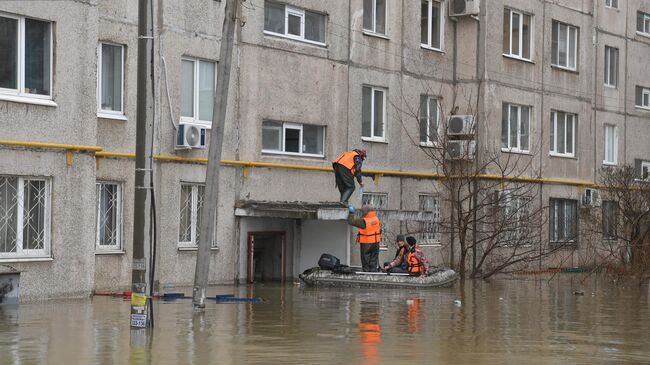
[348,205,381,272]
[332,149,366,206]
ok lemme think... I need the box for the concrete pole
[130,0,155,328]
[192,0,239,309]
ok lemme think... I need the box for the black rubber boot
[340,187,355,206]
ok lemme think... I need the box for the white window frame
[503,8,533,61]
[550,111,576,158]
[362,85,387,142]
[420,95,440,146]
[603,124,617,165]
[180,57,216,128]
[637,86,650,110]
[421,0,443,51]
[261,121,325,157]
[549,198,578,244]
[499,194,533,247]
[602,200,618,240]
[178,183,205,248]
[363,0,388,36]
[638,11,650,36]
[0,13,54,106]
[502,103,531,153]
[642,161,650,181]
[97,42,126,120]
[95,181,123,252]
[604,46,618,88]
[263,2,326,46]
[418,194,441,246]
[605,0,618,9]
[552,20,578,71]
[0,176,51,260]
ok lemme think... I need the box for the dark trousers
[360,243,380,272]
[334,164,355,203]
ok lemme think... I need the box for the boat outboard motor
[318,253,340,270]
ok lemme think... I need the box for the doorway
[247,231,286,284]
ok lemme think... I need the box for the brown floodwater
[0,276,649,364]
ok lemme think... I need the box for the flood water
[0,276,649,364]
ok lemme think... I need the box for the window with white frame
[178,183,211,248]
[604,46,618,87]
[180,58,215,127]
[637,11,650,35]
[363,0,387,35]
[602,200,618,240]
[97,43,125,117]
[640,160,650,181]
[362,86,386,141]
[0,176,50,259]
[503,8,532,60]
[550,111,576,157]
[635,86,650,109]
[551,20,578,70]
[499,193,531,246]
[418,194,440,245]
[0,14,52,98]
[421,0,442,50]
[419,95,439,145]
[605,0,618,9]
[263,1,326,45]
[501,103,530,152]
[96,182,122,251]
[549,198,578,244]
[262,121,325,156]
[603,124,617,165]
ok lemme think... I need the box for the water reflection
[0,277,648,364]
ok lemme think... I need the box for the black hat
[406,236,417,246]
[395,234,405,242]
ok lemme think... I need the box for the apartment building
[1,0,649,299]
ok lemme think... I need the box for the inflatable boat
[299,267,459,288]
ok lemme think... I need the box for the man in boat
[348,205,381,272]
[382,234,409,273]
[332,149,366,206]
[405,236,431,276]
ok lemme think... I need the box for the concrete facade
[1,0,650,299]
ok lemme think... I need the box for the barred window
[179,183,205,247]
[498,192,531,246]
[96,182,122,251]
[419,194,440,245]
[0,176,50,258]
[602,201,618,240]
[549,198,578,244]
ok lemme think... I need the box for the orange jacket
[333,150,360,175]
[357,212,381,244]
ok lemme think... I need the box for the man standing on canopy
[332,149,366,206]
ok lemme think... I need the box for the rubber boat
[299,266,459,288]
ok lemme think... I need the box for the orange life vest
[407,251,424,274]
[357,211,381,244]
[333,150,359,175]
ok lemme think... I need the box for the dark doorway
[247,231,286,284]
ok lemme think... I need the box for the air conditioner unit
[581,188,601,207]
[449,0,480,17]
[493,190,511,207]
[447,115,475,136]
[175,123,207,150]
[446,140,476,160]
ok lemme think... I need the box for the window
[178,183,215,248]
[640,160,650,181]
[362,192,388,248]
[603,125,617,165]
[635,86,650,109]
[0,176,50,259]
[263,1,326,45]
[421,0,442,50]
[96,182,122,251]
[637,11,650,35]
[180,58,215,127]
[262,121,325,156]
[549,198,578,244]
[0,14,52,98]
[604,46,618,87]
[419,95,439,145]
[499,193,531,246]
[418,194,440,245]
[602,201,618,240]
[605,0,618,8]
[97,43,125,117]
[550,111,576,157]
[503,8,532,60]
[362,86,386,141]
[363,0,387,35]
[551,20,578,70]
[501,103,530,152]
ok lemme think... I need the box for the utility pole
[130,0,155,328]
[192,0,239,309]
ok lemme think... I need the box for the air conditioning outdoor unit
[449,0,480,17]
[175,123,207,150]
[581,188,601,207]
[493,190,511,207]
[446,140,476,160]
[447,115,475,136]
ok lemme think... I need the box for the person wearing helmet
[332,149,366,206]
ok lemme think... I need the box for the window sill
[602,161,617,166]
[551,64,579,74]
[502,54,534,64]
[501,148,532,155]
[0,257,53,263]
[362,30,390,40]
[95,250,126,255]
[361,137,388,144]
[177,246,219,252]
[421,45,444,54]
[179,119,212,129]
[604,84,617,89]
[0,94,57,107]
[635,31,650,39]
[635,105,650,111]
[261,150,325,159]
[263,30,327,48]
[549,153,577,160]
[419,142,440,148]
[97,112,128,121]
[419,243,442,248]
